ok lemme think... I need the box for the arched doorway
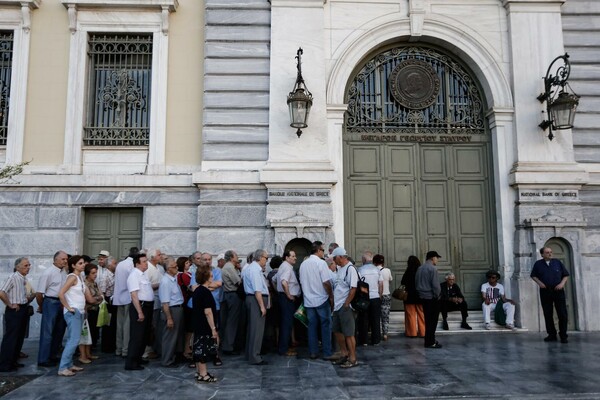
[544,238,577,331]
[343,44,498,310]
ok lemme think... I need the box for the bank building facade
[0,0,599,334]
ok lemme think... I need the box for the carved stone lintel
[524,209,586,229]
[269,211,332,254]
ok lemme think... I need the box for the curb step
[387,311,528,334]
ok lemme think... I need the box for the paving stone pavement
[3,332,600,399]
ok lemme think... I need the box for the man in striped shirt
[0,257,35,372]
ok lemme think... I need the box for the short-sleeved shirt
[275,261,301,296]
[127,268,154,302]
[37,265,67,297]
[0,272,28,304]
[113,257,134,305]
[221,262,241,292]
[379,267,392,295]
[299,255,331,308]
[159,273,184,306]
[241,261,268,295]
[481,282,504,304]
[530,259,569,289]
[358,263,381,299]
[104,270,115,298]
[192,285,216,336]
[334,263,358,311]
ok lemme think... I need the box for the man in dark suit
[440,273,472,330]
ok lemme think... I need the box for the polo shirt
[127,268,154,302]
[530,258,569,288]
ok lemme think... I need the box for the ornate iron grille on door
[0,31,13,146]
[84,34,153,146]
[345,46,485,135]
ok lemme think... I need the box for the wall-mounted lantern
[287,48,313,138]
[537,53,580,141]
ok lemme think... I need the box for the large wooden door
[345,142,495,309]
[343,44,495,310]
[83,208,143,260]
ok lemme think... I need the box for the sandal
[58,369,76,377]
[340,359,358,369]
[70,366,84,372]
[213,356,223,367]
[78,358,91,364]
[196,373,218,383]
[332,356,348,365]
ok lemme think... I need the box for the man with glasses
[299,241,334,360]
[241,249,270,365]
[481,270,516,331]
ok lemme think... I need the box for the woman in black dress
[192,266,219,383]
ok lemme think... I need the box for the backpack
[345,266,370,311]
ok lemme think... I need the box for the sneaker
[461,321,472,330]
[484,323,491,330]
[442,320,449,330]
[424,341,443,349]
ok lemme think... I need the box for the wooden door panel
[349,146,381,176]
[84,208,142,260]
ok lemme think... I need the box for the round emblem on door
[389,59,440,109]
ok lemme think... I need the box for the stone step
[387,311,527,334]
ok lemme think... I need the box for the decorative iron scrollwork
[345,46,485,136]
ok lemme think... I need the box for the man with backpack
[356,251,382,346]
[330,247,359,368]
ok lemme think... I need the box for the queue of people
[0,244,569,376]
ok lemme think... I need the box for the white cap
[217,253,225,261]
[98,250,110,257]
[331,247,348,257]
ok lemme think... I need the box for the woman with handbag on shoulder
[401,256,425,338]
[78,263,104,364]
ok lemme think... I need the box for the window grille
[84,33,153,146]
[0,31,13,146]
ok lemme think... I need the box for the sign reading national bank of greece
[267,189,331,203]
[518,189,579,203]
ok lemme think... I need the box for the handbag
[79,318,93,345]
[392,285,408,301]
[293,303,308,327]
[96,300,111,327]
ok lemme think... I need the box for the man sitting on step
[440,273,472,330]
[481,270,517,331]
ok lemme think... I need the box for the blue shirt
[530,258,569,289]
[186,266,223,310]
[242,262,268,295]
[159,273,184,306]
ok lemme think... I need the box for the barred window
[0,31,13,146]
[84,33,153,146]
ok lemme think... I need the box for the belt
[170,304,182,308]
[45,296,60,300]
[139,301,154,307]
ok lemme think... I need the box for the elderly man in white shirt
[125,253,154,370]
[113,247,138,358]
[144,248,163,360]
[299,241,334,360]
[276,250,301,356]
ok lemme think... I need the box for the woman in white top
[57,255,96,376]
[374,254,393,341]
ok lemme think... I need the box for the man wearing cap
[481,270,516,331]
[36,250,68,366]
[217,254,226,269]
[415,251,443,348]
[299,241,334,360]
[96,250,111,295]
[331,247,359,368]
